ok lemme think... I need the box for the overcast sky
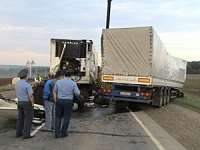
[0,0,200,66]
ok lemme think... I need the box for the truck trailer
[50,39,98,100]
[101,26,187,108]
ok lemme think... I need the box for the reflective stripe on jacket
[34,77,43,81]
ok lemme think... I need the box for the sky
[0,0,200,66]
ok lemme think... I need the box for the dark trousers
[55,99,73,137]
[16,101,34,138]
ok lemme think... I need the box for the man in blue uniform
[15,69,34,139]
[53,72,80,138]
[40,73,57,132]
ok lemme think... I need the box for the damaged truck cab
[50,39,98,100]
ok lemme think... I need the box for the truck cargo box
[101,26,187,88]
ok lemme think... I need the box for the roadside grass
[0,84,15,92]
[173,74,200,113]
[173,93,200,113]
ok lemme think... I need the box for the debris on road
[85,102,96,108]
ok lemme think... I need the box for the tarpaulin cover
[101,26,187,85]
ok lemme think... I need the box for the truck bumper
[102,83,153,104]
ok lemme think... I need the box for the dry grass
[0,78,12,86]
[183,74,200,97]
[0,84,15,92]
[174,74,200,113]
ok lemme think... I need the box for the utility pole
[106,0,112,29]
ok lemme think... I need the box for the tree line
[187,61,200,74]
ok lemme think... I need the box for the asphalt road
[0,91,186,150]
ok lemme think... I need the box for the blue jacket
[43,79,53,100]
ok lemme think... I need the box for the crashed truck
[30,39,98,109]
[101,26,187,108]
[49,39,98,106]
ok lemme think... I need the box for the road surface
[0,91,186,150]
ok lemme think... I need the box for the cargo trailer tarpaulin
[101,26,187,87]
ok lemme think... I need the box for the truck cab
[50,39,98,99]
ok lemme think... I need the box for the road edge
[129,108,187,150]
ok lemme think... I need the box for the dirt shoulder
[138,102,200,150]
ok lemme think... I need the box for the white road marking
[128,108,165,150]
[31,123,45,136]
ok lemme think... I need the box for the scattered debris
[0,99,18,120]
[102,105,108,108]
[0,98,45,121]
[88,96,94,102]
[33,118,45,126]
[73,103,78,111]
[85,102,96,108]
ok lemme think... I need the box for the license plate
[120,92,131,96]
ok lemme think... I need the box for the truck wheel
[166,88,170,104]
[162,88,167,106]
[152,87,164,108]
[80,89,89,101]
[73,95,85,109]
[159,88,164,107]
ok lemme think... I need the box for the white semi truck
[101,26,187,108]
[50,39,98,100]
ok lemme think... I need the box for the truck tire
[73,95,85,109]
[152,87,164,108]
[160,88,164,107]
[166,88,170,104]
[80,89,89,101]
[162,88,167,106]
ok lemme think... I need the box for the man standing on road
[34,74,43,82]
[40,73,57,132]
[15,69,34,139]
[53,72,80,138]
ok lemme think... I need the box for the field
[174,74,200,113]
[183,74,200,97]
[0,78,12,86]
[0,78,14,92]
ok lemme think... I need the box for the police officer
[15,69,34,139]
[53,72,80,138]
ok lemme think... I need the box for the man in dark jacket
[40,73,57,132]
